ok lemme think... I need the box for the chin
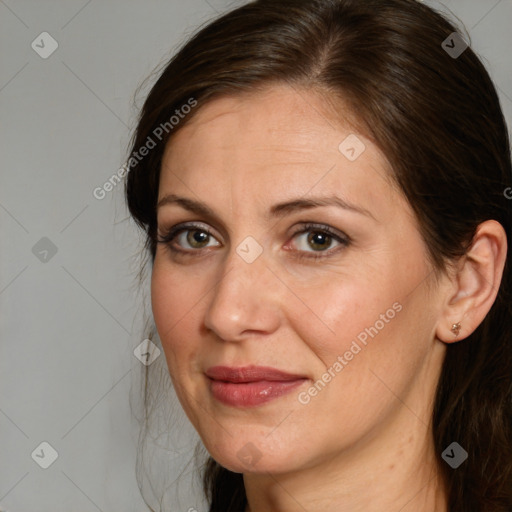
[204,436,302,475]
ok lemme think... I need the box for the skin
[150,84,507,512]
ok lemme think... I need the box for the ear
[436,220,508,344]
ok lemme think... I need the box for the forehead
[164,85,363,158]
[159,85,405,223]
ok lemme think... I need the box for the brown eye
[186,229,211,248]
[156,223,221,253]
[306,231,333,251]
[293,229,341,252]
[288,223,350,260]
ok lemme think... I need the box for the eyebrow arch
[269,196,375,220]
[156,194,375,221]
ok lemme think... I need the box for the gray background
[1,0,511,511]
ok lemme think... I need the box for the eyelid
[157,221,219,239]
[288,222,350,242]
[156,221,222,249]
[284,222,350,258]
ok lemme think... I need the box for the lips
[205,365,306,383]
[205,365,308,407]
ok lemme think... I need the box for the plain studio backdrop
[1,0,511,511]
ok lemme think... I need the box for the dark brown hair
[125,0,512,510]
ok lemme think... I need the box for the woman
[125,0,512,510]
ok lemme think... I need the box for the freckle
[389,464,395,470]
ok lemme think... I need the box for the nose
[203,242,281,342]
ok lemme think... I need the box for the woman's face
[151,85,447,475]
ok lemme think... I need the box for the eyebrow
[156,194,375,221]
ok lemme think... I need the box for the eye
[156,223,220,253]
[287,223,350,259]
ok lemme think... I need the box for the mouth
[205,365,308,407]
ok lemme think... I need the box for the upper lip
[205,365,306,383]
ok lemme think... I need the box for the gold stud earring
[451,322,461,336]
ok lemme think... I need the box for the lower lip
[208,378,307,407]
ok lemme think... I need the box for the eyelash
[156,222,351,260]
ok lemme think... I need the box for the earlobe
[438,319,464,344]
[436,220,507,344]
[450,321,461,337]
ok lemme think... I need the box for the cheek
[284,253,430,391]
[150,260,200,369]
[299,265,433,404]
[281,267,399,368]
[151,254,206,326]
[151,262,175,334]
